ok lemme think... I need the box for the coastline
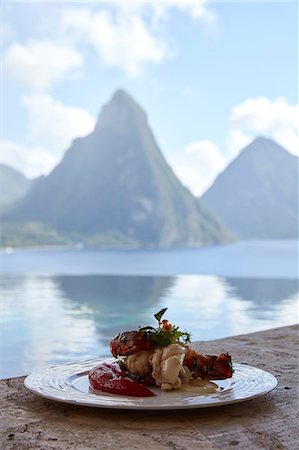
[1,240,298,279]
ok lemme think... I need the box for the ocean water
[0,240,298,379]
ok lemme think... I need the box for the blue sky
[2,1,298,195]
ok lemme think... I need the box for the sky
[2,1,298,196]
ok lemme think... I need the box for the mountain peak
[111,88,133,103]
[5,91,232,247]
[202,137,298,239]
[252,136,273,144]
[243,136,288,156]
[96,89,146,130]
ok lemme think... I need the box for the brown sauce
[179,378,219,395]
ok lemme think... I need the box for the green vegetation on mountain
[3,90,232,247]
[201,137,298,239]
[0,222,66,247]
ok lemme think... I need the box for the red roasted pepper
[89,362,155,397]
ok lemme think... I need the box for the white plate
[24,358,277,410]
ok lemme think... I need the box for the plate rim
[24,358,278,411]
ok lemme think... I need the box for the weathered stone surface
[0,325,298,450]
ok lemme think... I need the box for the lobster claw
[211,353,233,379]
[110,330,154,357]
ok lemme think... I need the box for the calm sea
[0,240,298,379]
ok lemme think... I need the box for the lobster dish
[89,309,233,397]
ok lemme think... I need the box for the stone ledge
[0,325,298,450]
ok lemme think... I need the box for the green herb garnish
[139,308,191,348]
[154,308,168,323]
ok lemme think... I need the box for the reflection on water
[56,275,174,344]
[0,274,298,378]
[226,278,299,304]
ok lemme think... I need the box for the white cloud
[61,9,167,77]
[4,2,216,88]
[171,140,225,196]
[2,140,57,178]
[225,129,252,158]
[116,1,217,26]
[228,96,299,156]
[178,0,216,24]
[60,2,216,77]
[21,94,96,156]
[151,0,217,32]
[3,95,96,178]
[4,39,83,91]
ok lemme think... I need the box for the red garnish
[89,362,155,397]
[161,319,172,332]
